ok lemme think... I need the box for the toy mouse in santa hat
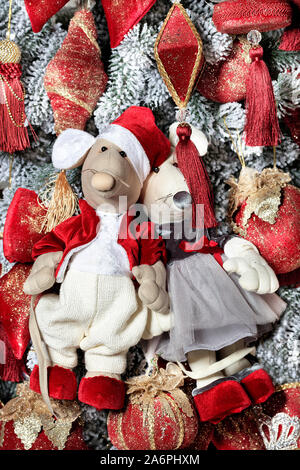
[140,121,286,425]
[23,106,170,412]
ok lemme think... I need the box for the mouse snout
[91,172,116,192]
[173,191,192,209]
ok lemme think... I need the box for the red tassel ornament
[175,123,217,229]
[244,43,281,147]
[0,38,32,153]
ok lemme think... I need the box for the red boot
[30,365,77,400]
[78,375,125,410]
[193,378,251,424]
[240,367,275,404]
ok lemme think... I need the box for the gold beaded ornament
[0,0,33,154]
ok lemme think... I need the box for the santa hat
[52,106,170,184]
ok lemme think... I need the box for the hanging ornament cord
[0,0,36,154]
[223,116,246,168]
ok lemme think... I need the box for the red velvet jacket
[32,200,167,283]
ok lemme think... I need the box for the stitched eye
[101,146,108,152]
[173,162,178,167]
[153,167,160,173]
[119,151,127,158]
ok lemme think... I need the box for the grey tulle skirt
[157,253,286,362]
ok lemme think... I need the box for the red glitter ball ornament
[234,184,300,274]
[24,0,70,33]
[102,0,157,48]
[107,365,199,450]
[213,0,292,35]
[197,36,252,103]
[154,2,205,109]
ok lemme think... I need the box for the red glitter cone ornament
[227,166,300,274]
[24,0,70,33]
[0,383,90,450]
[107,363,199,450]
[43,7,108,232]
[44,8,108,135]
[197,36,252,103]
[102,0,157,48]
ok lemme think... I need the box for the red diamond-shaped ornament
[154,2,204,108]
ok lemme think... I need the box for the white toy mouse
[140,121,286,424]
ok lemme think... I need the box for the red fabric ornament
[0,263,33,360]
[107,364,199,450]
[0,40,33,153]
[212,0,292,35]
[0,323,26,382]
[233,184,300,274]
[102,0,157,48]
[197,37,252,103]
[154,2,205,109]
[175,123,217,229]
[212,383,300,450]
[3,188,47,264]
[24,0,70,33]
[44,8,108,135]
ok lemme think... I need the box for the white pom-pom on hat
[169,122,208,156]
[52,128,96,170]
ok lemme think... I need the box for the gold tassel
[39,170,78,233]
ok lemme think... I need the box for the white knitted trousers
[35,269,148,374]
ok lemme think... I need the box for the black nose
[173,191,192,209]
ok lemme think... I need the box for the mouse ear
[52,128,96,170]
[169,122,208,156]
